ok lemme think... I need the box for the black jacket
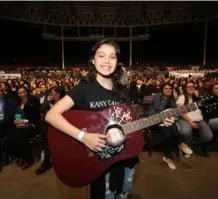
[129,82,146,104]
[202,94,218,121]
[18,96,41,126]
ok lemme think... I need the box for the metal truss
[0,2,218,27]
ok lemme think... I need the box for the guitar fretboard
[122,102,198,135]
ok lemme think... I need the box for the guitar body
[48,104,144,188]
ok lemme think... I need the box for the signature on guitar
[108,105,132,124]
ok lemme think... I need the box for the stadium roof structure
[0,1,218,27]
[0,1,216,68]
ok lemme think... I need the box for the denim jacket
[148,93,176,116]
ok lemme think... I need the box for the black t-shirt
[67,79,139,195]
[67,79,131,111]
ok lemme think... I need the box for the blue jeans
[105,167,135,199]
[208,118,218,132]
[176,119,213,144]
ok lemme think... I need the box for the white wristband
[77,131,85,142]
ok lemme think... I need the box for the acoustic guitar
[48,95,217,187]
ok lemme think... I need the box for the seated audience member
[154,80,161,93]
[206,83,218,132]
[144,79,156,96]
[36,86,65,175]
[129,79,145,104]
[176,81,213,154]
[0,82,17,100]
[4,86,41,170]
[149,84,192,169]
[198,79,211,96]
[172,82,181,99]
[0,87,17,172]
[36,84,49,104]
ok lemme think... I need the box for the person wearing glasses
[176,81,213,156]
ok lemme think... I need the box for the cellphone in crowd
[14,114,22,120]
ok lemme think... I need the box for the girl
[45,39,175,199]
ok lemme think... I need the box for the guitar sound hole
[105,124,125,147]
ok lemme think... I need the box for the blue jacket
[148,93,176,116]
[0,97,17,131]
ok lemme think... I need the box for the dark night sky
[0,18,218,67]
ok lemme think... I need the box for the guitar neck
[122,102,198,135]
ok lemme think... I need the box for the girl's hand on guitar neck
[82,133,107,152]
[159,117,176,127]
[159,109,176,127]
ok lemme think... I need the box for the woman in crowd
[154,79,161,93]
[172,82,181,99]
[149,83,192,169]
[176,81,213,155]
[4,86,41,170]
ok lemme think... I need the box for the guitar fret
[123,124,127,134]
[154,115,158,124]
[148,116,153,125]
[166,110,172,118]
[122,125,128,134]
[143,118,149,127]
[126,123,132,133]
[134,122,139,131]
[140,119,144,128]
[172,109,177,117]
[134,121,139,131]
[163,111,167,118]
[176,108,181,116]
[129,123,133,132]
[158,114,162,123]
[154,114,161,124]
[155,115,160,124]
[130,122,135,131]
[166,110,170,118]
[131,122,136,132]
[150,116,155,125]
[159,112,163,121]
[148,117,153,126]
[161,111,166,121]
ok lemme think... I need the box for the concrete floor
[0,151,218,199]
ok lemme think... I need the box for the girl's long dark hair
[82,39,126,102]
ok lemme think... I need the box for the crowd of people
[0,66,217,172]
[0,39,218,199]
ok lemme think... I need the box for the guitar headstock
[196,95,218,113]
